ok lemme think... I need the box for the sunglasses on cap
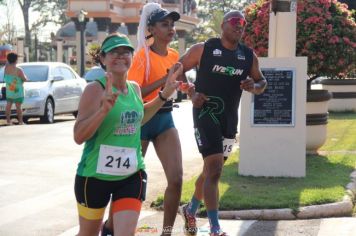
[224,17,247,27]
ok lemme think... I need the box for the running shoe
[179,204,197,236]
[101,220,113,236]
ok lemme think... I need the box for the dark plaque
[252,68,295,126]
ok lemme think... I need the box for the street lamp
[77,9,87,76]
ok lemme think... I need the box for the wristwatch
[158,91,168,102]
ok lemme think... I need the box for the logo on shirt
[236,48,246,60]
[198,96,224,125]
[213,49,222,57]
[212,65,244,77]
[114,110,142,135]
[237,54,245,60]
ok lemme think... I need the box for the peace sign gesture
[100,72,120,114]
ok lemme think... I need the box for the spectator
[4,52,27,125]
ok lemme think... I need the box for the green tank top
[76,78,145,181]
[4,74,24,99]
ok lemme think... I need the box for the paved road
[0,101,202,235]
[0,101,355,236]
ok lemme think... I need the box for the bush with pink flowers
[243,0,356,83]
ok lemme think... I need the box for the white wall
[238,57,307,177]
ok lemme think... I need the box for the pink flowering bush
[243,0,356,82]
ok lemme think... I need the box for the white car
[0,62,87,123]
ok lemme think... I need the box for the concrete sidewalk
[58,209,356,236]
[137,211,356,236]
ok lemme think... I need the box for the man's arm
[179,43,208,107]
[240,52,267,95]
[179,43,204,73]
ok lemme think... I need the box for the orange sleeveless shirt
[128,47,179,102]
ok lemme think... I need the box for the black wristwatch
[158,91,168,102]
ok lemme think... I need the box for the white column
[24,47,29,62]
[57,40,63,62]
[178,37,185,56]
[76,31,81,73]
[37,49,40,61]
[177,30,186,56]
[67,47,73,64]
[16,38,24,63]
[268,9,296,57]
[47,52,51,62]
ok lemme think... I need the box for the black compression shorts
[74,170,147,219]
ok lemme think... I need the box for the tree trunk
[18,0,32,48]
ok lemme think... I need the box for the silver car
[0,62,87,123]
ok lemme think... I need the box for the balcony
[67,0,198,24]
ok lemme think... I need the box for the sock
[187,196,201,215]
[207,210,220,233]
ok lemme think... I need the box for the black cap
[147,8,180,26]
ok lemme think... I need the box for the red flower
[242,0,356,79]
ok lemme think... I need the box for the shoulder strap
[95,77,106,90]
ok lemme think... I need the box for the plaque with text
[252,68,295,126]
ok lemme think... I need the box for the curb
[219,170,356,220]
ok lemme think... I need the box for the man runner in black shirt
[179,10,267,236]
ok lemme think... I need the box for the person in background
[4,52,27,125]
[178,10,267,236]
[73,33,182,236]
[101,3,184,236]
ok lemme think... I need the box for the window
[52,67,62,78]
[60,67,76,80]
[20,65,49,82]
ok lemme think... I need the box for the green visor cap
[101,35,135,53]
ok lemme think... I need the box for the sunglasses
[224,17,247,28]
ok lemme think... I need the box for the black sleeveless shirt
[194,38,253,135]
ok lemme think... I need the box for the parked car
[83,66,105,82]
[0,62,87,123]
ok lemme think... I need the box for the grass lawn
[153,112,356,212]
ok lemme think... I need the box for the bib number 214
[97,145,138,176]
[105,156,131,169]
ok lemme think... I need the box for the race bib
[223,138,235,157]
[97,145,138,176]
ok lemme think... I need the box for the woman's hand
[161,62,183,99]
[100,72,120,114]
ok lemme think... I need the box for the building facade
[60,0,199,72]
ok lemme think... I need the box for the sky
[0,1,60,42]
